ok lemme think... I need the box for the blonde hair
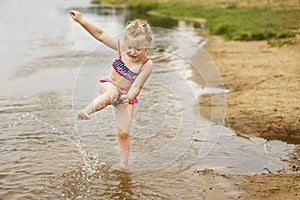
[124,19,153,55]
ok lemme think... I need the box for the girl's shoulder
[139,58,153,73]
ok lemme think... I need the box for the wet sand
[198,33,300,199]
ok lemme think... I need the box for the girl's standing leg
[115,104,134,170]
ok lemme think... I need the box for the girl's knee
[118,131,130,141]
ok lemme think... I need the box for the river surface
[0,0,296,199]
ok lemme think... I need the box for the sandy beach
[203,35,300,142]
[198,30,300,199]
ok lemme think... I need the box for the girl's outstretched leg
[77,82,118,120]
[77,95,109,120]
[115,104,134,170]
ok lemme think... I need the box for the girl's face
[125,39,147,63]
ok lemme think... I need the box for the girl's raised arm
[69,10,117,50]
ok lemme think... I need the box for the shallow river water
[0,0,297,199]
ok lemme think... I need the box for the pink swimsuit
[100,40,150,106]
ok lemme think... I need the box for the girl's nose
[131,49,137,54]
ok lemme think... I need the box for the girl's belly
[108,72,132,93]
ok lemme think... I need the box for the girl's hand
[69,10,83,23]
[120,94,129,108]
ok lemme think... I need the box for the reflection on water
[61,166,135,199]
[0,0,297,199]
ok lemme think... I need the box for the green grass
[91,0,124,4]
[91,0,100,4]
[92,0,300,41]
[148,3,299,41]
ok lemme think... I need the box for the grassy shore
[93,0,300,42]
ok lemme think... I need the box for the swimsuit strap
[117,39,122,59]
[142,58,150,66]
[139,58,150,73]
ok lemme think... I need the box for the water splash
[8,112,101,180]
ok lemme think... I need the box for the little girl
[70,10,153,170]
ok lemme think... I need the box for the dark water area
[0,0,297,199]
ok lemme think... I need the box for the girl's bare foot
[119,164,128,172]
[77,111,90,120]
